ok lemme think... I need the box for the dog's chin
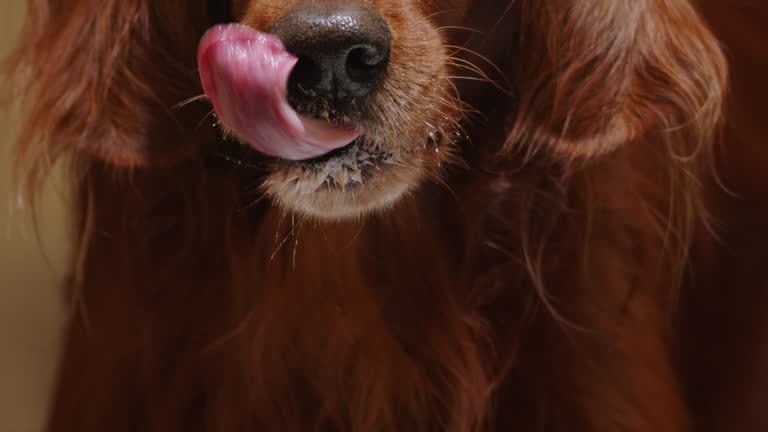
[261,137,428,220]
[198,18,455,221]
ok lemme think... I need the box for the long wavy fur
[5,0,727,430]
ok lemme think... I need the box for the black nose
[270,6,391,103]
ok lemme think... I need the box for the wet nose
[270,6,391,102]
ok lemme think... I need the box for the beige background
[1,1,69,431]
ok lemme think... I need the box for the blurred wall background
[1,1,69,431]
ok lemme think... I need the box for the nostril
[289,55,326,97]
[345,45,389,84]
[271,6,392,103]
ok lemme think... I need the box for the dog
[10,0,760,430]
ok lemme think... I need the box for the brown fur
[680,1,768,430]
[4,0,741,430]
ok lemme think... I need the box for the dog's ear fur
[508,0,727,162]
[8,0,214,172]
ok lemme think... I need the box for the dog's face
[196,0,726,221]
[201,0,477,219]
[14,0,725,224]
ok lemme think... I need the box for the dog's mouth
[198,24,362,161]
[198,22,452,219]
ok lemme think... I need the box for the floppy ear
[509,0,727,161]
[9,0,219,170]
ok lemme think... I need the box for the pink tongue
[198,24,360,160]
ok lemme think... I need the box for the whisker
[240,193,269,212]
[436,26,484,35]
[434,97,479,125]
[269,225,294,263]
[436,96,476,117]
[446,57,488,78]
[444,77,463,101]
[437,80,483,118]
[445,60,512,96]
[424,8,463,20]
[291,215,306,271]
[339,217,366,250]
[172,94,209,110]
[424,168,462,206]
[275,209,287,245]
[444,44,508,83]
[195,109,218,132]
[446,58,511,93]
[490,0,519,36]
[215,152,265,170]
[431,106,470,139]
[445,75,498,83]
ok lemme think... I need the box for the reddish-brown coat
[7,0,761,431]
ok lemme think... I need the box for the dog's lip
[197,24,362,161]
[292,137,361,165]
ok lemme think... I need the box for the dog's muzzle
[197,4,391,162]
